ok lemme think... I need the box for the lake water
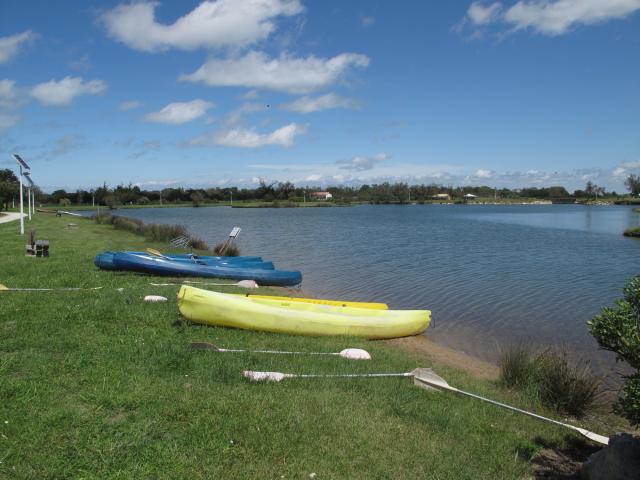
[97,204,640,371]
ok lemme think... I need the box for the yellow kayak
[233,294,388,310]
[178,286,430,339]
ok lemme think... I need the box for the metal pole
[230,191,233,206]
[18,167,24,235]
[32,189,35,215]
[27,187,31,220]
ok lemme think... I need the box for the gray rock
[581,433,640,480]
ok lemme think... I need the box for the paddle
[149,280,259,288]
[244,370,412,382]
[244,367,609,446]
[412,368,610,446]
[145,248,170,259]
[0,283,103,292]
[191,342,371,360]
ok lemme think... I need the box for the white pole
[32,190,35,214]
[19,168,24,235]
[27,187,31,220]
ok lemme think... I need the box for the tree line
[1,171,640,210]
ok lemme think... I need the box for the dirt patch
[384,335,500,380]
[531,436,601,479]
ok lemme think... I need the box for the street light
[13,154,30,235]
[23,172,34,220]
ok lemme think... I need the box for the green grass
[0,214,606,478]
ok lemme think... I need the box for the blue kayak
[96,252,274,270]
[126,252,273,269]
[151,253,263,262]
[98,252,302,286]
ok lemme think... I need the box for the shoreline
[277,286,500,378]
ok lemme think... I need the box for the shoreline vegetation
[3,176,640,213]
[16,195,640,213]
[0,212,635,478]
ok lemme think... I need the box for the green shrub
[499,344,537,389]
[92,213,208,249]
[623,226,640,237]
[212,242,240,256]
[188,236,208,250]
[535,351,600,418]
[588,276,640,426]
[499,345,600,418]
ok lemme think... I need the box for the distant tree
[59,198,71,207]
[104,194,121,210]
[191,192,204,207]
[0,169,19,210]
[625,174,640,196]
[585,181,595,199]
[256,179,276,200]
[275,181,295,200]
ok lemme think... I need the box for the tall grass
[93,213,209,249]
[212,242,241,256]
[499,345,601,418]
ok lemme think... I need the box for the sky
[0,0,639,193]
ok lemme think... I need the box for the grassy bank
[0,214,611,478]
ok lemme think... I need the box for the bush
[499,344,537,389]
[212,242,241,256]
[588,276,640,426]
[188,236,208,250]
[623,226,640,237]
[92,213,208,249]
[499,345,600,418]
[535,351,601,418]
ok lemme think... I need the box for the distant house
[433,193,450,200]
[463,193,477,199]
[312,191,333,200]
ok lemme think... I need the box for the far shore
[16,197,640,213]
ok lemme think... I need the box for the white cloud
[192,122,307,147]
[102,0,303,52]
[0,113,20,130]
[613,167,626,177]
[506,0,640,35]
[619,160,640,169]
[0,30,37,63]
[0,79,20,109]
[461,0,640,36]
[336,153,387,171]
[468,2,502,24]
[144,99,214,124]
[119,100,141,111]
[180,50,370,94]
[241,89,260,100]
[30,76,107,107]
[361,16,376,27]
[475,168,494,178]
[280,92,360,113]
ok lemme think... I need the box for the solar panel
[13,153,30,171]
[23,173,34,187]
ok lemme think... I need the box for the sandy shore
[385,335,499,380]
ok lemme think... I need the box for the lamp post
[13,154,30,235]
[23,172,34,220]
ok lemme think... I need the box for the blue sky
[0,0,639,192]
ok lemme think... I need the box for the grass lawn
[0,214,607,478]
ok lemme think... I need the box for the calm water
[96,204,640,370]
